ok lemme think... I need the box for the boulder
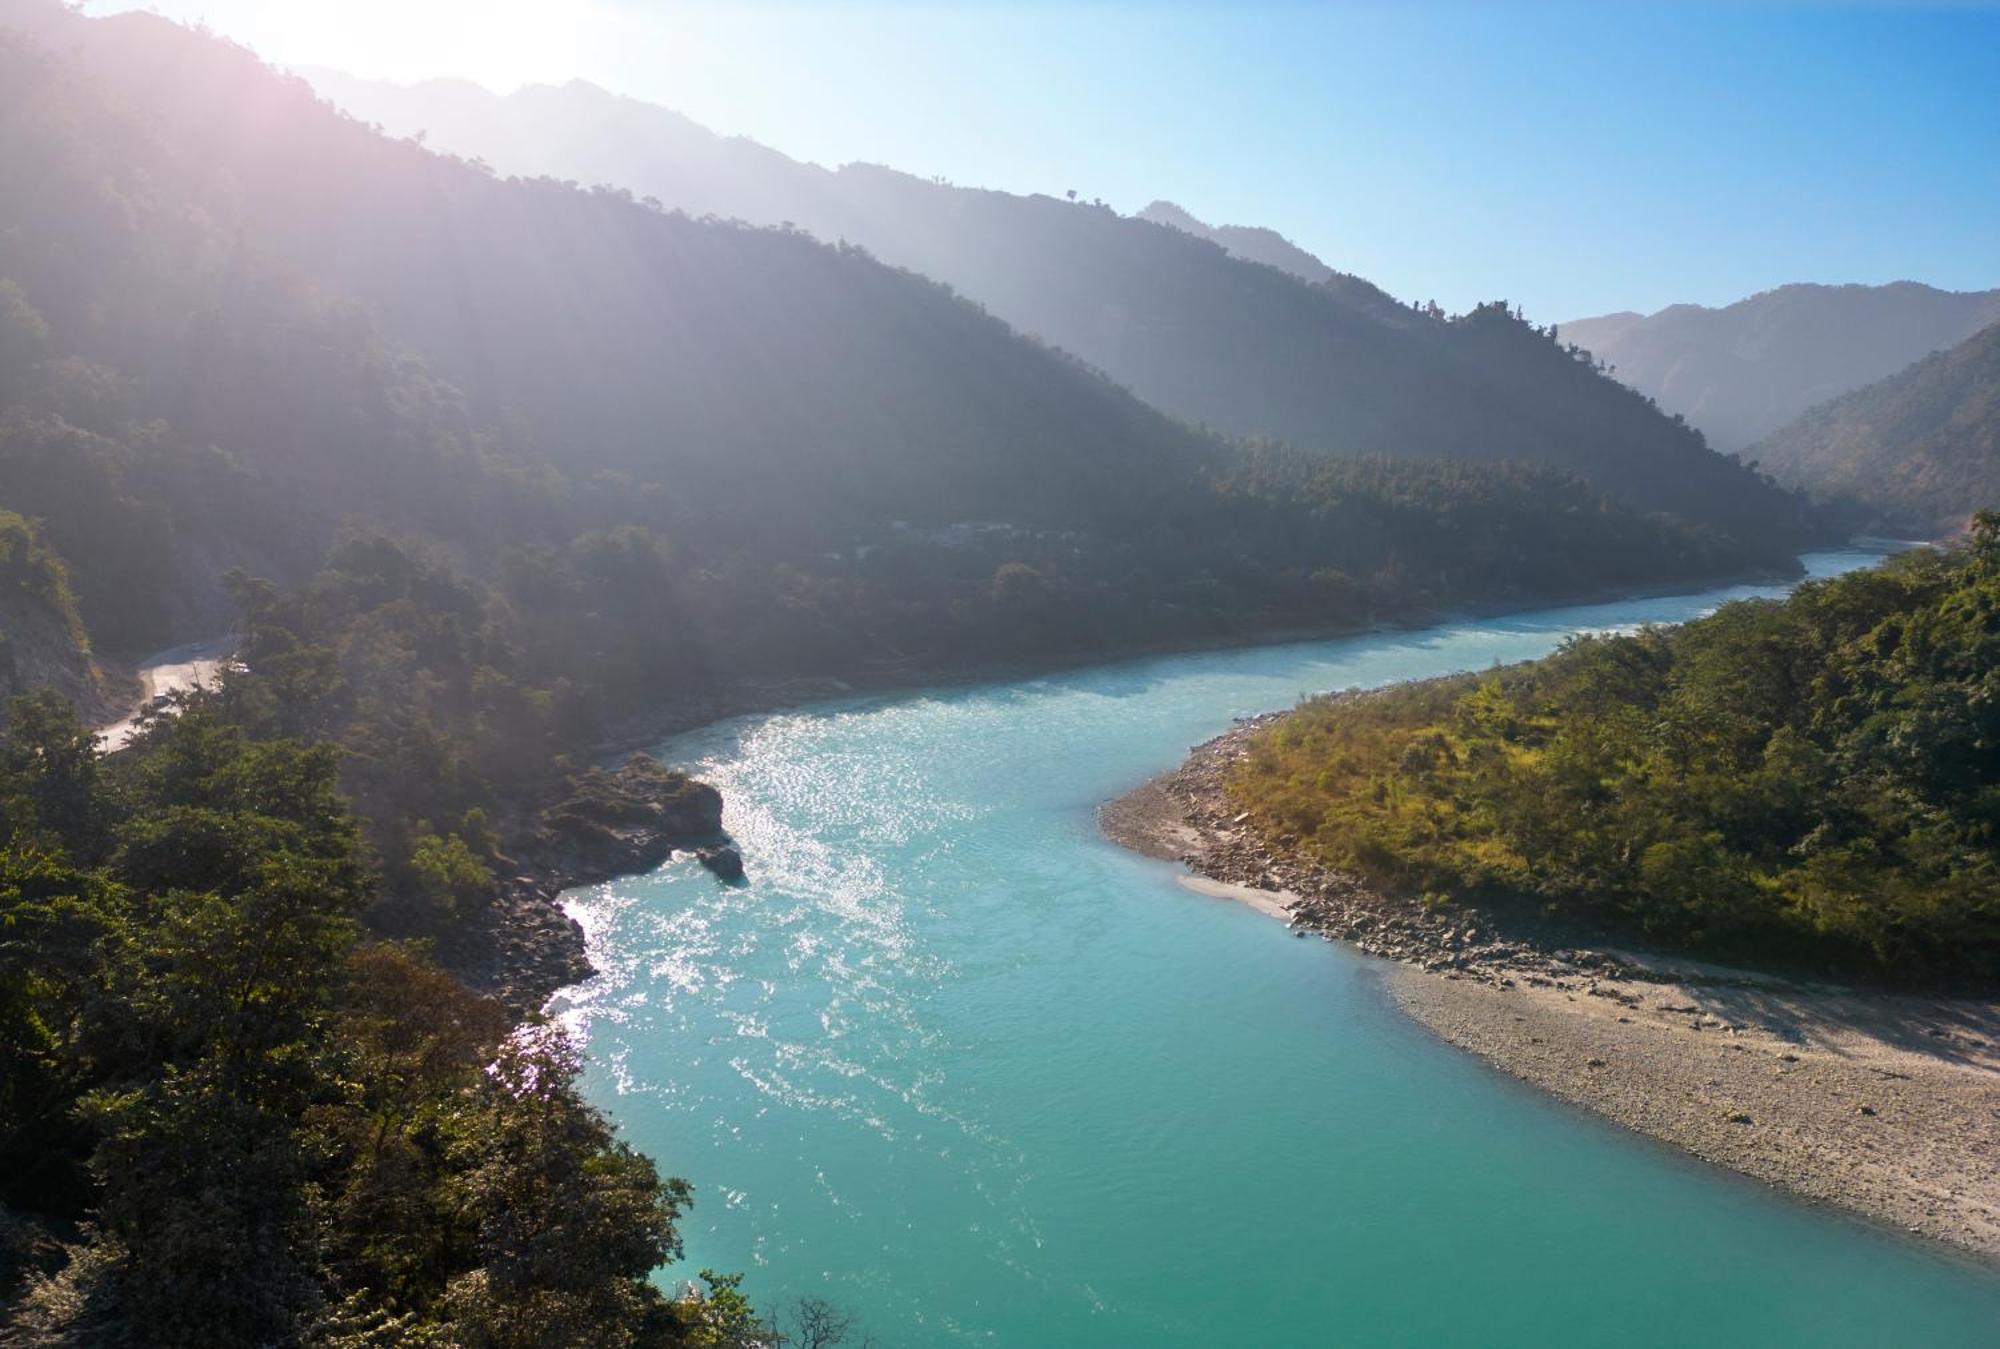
[534,754,728,883]
[698,845,746,883]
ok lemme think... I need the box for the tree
[783,1296,866,1349]
[0,690,108,860]
[435,1025,689,1346]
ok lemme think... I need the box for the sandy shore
[1101,720,2000,1264]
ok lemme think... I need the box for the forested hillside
[1228,524,2000,984]
[1753,320,2000,535]
[2,3,1219,562]
[301,67,1814,544]
[1564,282,2000,454]
[0,690,752,1345]
[0,509,107,718]
[0,0,1794,694]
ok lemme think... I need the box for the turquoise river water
[553,546,2000,1346]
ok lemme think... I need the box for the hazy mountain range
[0,0,1793,703]
[300,67,1799,542]
[1563,283,2000,454]
[1754,317,2000,534]
[1133,200,1339,286]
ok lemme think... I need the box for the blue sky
[88,2,2000,320]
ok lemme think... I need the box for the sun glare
[190,0,615,88]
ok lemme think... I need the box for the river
[552,546,2000,1346]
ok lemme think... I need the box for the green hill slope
[300,66,1814,546]
[1753,320,2000,535]
[0,0,1791,694]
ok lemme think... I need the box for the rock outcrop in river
[441,754,736,1011]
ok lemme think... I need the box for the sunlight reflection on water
[554,547,2000,1347]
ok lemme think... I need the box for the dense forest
[1753,318,2000,536]
[0,0,1819,985]
[0,686,790,1346]
[0,0,1801,689]
[1228,522,2000,985]
[301,65,1819,546]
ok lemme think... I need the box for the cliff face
[0,594,100,715]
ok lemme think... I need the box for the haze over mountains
[0,0,1794,712]
[1564,283,2000,454]
[300,67,1804,544]
[309,67,1998,544]
[1754,318,2000,534]
[1133,200,1339,287]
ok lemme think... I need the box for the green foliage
[674,1270,773,1349]
[430,1025,692,1347]
[405,822,495,921]
[0,696,702,1344]
[1231,539,2000,982]
[0,691,106,859]
[0,514,100,714]
[0,510,83,646]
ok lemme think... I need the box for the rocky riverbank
[437,754,741,1013]
[1101,715,2000,1264]
[1099,701,1599,984]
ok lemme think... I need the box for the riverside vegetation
[0,689,753,1345]
[1226,520,2000,986]
[1099,541,2000,1260]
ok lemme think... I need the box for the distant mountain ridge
[300,67,1813,546]
[0,0,1791,696]
[1134,199,1337,286]
[1563,282,2000,453]
[1753,319,2000,535]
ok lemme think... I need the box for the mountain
[299,68,1812,546]
[18,16,1227,549]
[0,0,1781,692]
[1134,200,1337,286]
[1752,320,2000,534]
[0,6,1945,1341]
[1563,283,2000,454]
[0,4,1210,621]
